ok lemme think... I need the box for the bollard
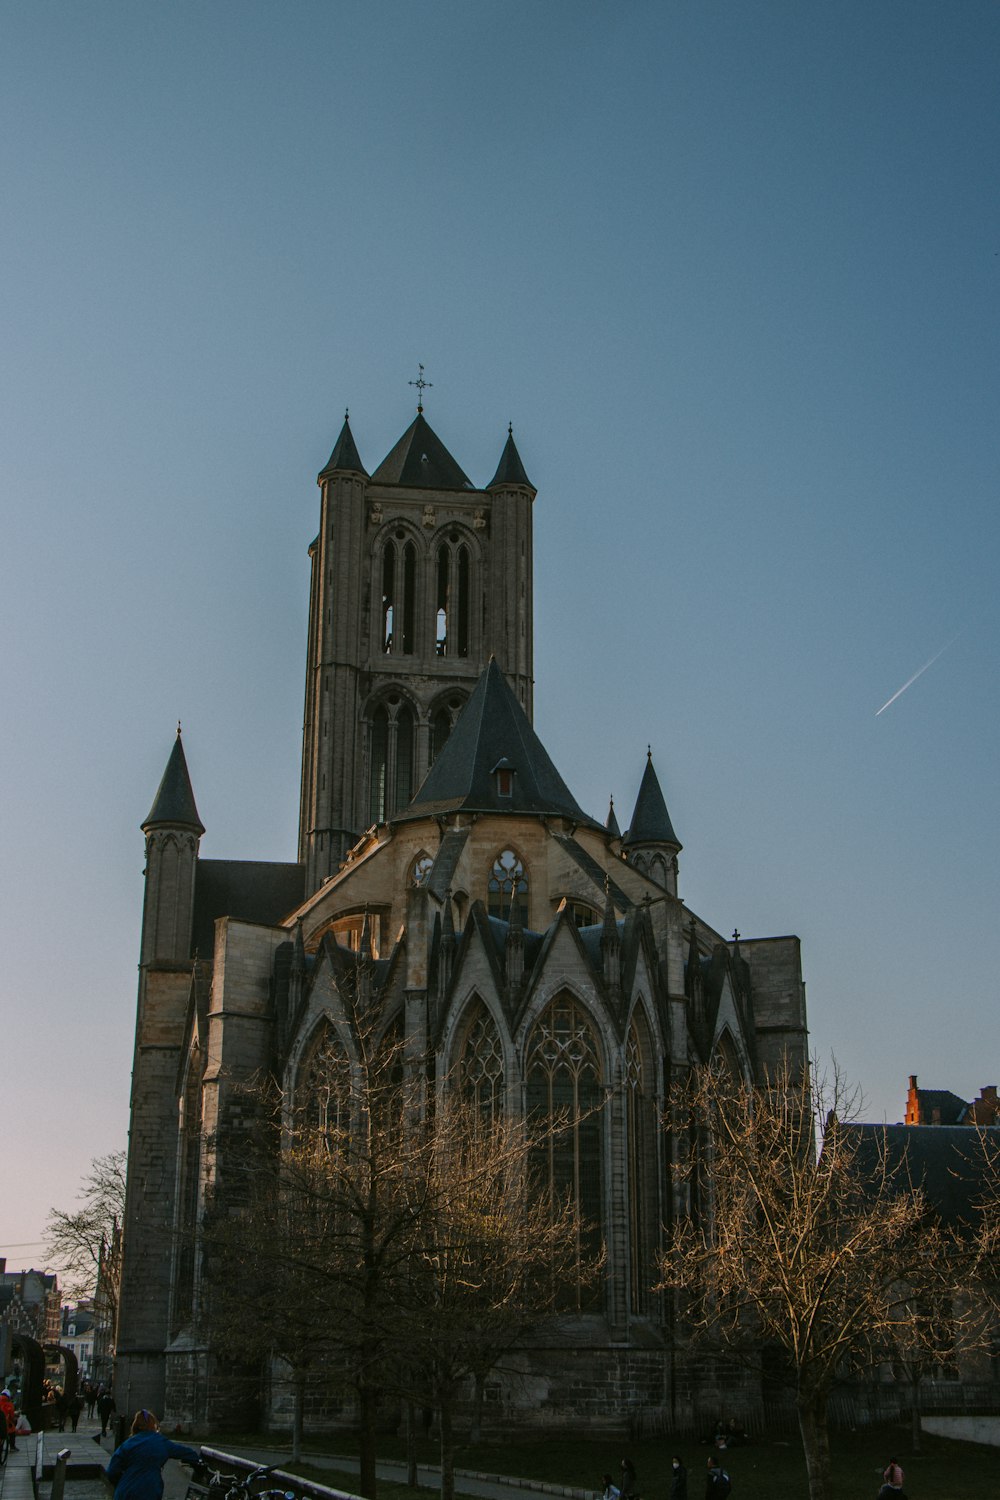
[51,1448,72,1500]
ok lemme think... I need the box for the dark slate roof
[143,732,205,834]
[622,752,680,850]
[914,1088,968,1125]
[371,412,475,491]
[843,1123,1000,1229]
[605,797,621,839]
[487,426,534,491]
[319,414,368,479]
[398,660,601,829]
[192,859,306,961]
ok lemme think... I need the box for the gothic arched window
[454,999,505,1126]
[487,849,528,925]
[369,705,389,824]
[435,535,472,658]
[297,1019,352,1140]
[525,993,604,1308]
[367,697,417,823]
[395,705,414,809]
[625,1009,658,1316]
[381,533,417,655]
[429,693,466,768]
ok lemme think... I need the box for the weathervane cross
[409,363,432,413]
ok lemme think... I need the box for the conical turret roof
[487,425,534,491]
[319,413,368,480]
[143,730,205,834]
[398,660,600,828]
[622,751,680,850]
[605,797,621,839]
[371,412,474,491]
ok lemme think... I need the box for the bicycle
[186,1461,297,1500]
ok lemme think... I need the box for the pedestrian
[97,1390,117,1438]
[104,1410,201,1500]
[85,1383,97,1420]
[670,1456,687,1500]
[601,1474,620,1500]
[68,1393,84,1433]
[0,1390,17,1453]
[620,1458,639,1500]
[705,1456,732,1498]
[878,1458,905,1499]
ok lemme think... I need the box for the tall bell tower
[298,398,535,893]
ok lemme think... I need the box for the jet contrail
[875,634,961,717]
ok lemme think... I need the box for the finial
[508,421,513,436]
[647,744,652,760]
[177,721,182,738]
[344,407,349,422]
[732,928,741,944]
[409,363,432,414]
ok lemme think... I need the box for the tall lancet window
[488,849,528,924]
[382,535,416,655]
[297,1019,352,1141]
[435,536,471,657]
[625,1010,657,1315]
[368,698,416,823]
[369,706,389,823]
[526,993,604,1308]
[394,705,414,811]
[455,999,505,1127]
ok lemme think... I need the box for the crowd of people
[597,1444,907,1500]
[600,1452,732,1500]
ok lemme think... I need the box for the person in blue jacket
[105,1409,201,1500]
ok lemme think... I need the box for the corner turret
[140,728,203,965]
[622,749,681,896]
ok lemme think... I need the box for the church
[114,396,808,1433]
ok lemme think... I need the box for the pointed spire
[371,411,473,490]
[319,411,368,481]
[143,727,205,834]
[487,423,534,491]
[622,749,680,850]
[605,796,621,840]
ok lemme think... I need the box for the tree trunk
[291,1370,305,1463]
[910,1371,922,1454]
[359,1382,378,1500]
[796,1391,832,1500]
[469,1370,486,1445]
[438,1396,455,1500]
[406,1400,418,1488]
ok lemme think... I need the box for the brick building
[115,401,809,1434]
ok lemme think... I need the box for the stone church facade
[115,401,808,1434]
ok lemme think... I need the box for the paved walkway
[71,1425,580,1500]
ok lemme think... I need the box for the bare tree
[46,1150,126,1314]
[396,1094,598,1500]
[658,1061,934,1500]
[204,1010,592,1499]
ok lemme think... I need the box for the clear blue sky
[2,1,998,1272]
